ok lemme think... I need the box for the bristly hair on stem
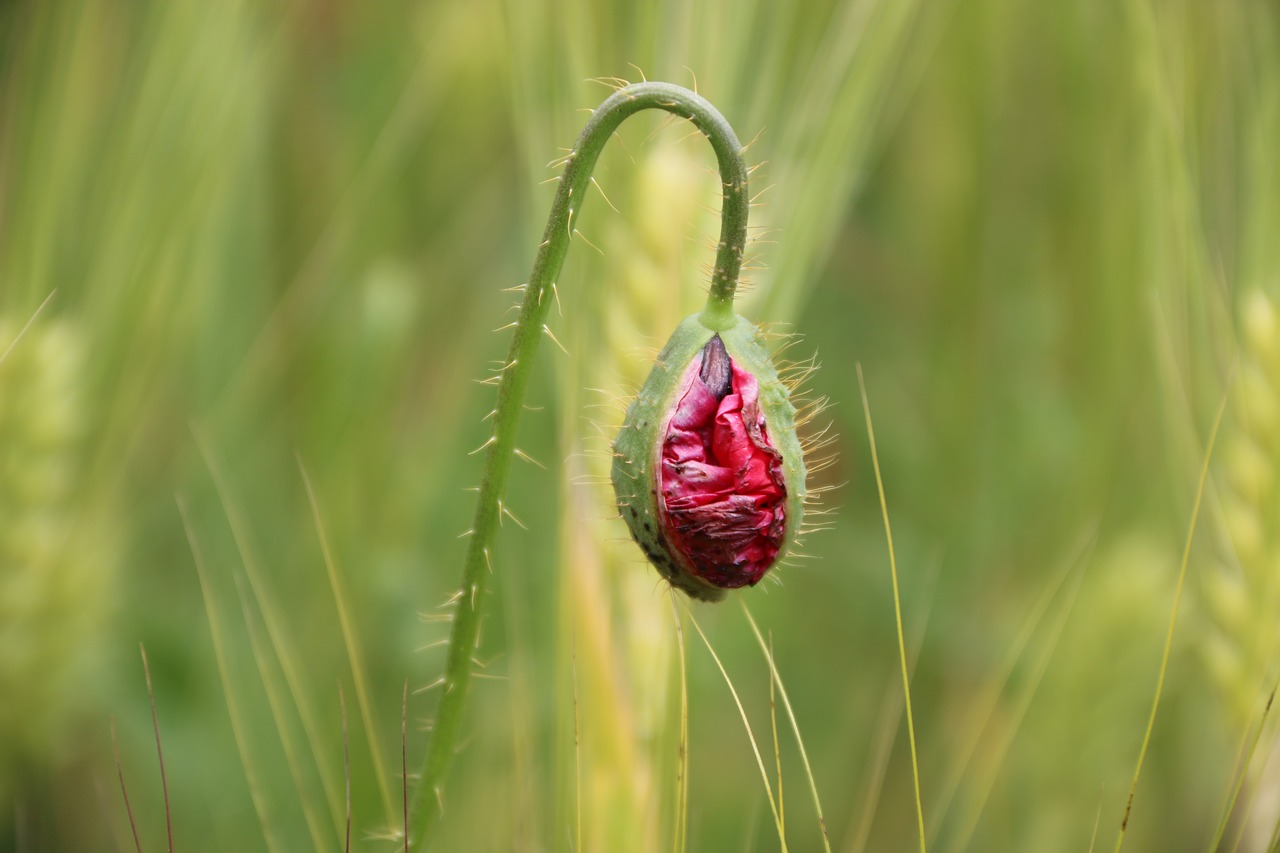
[413,82,751,845]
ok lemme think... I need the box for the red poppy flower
[658,336,787,588]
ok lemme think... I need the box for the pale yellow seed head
[634,141,718,265]
[1220,492,1266,568]
[1243,288,1280,367]
[1225,433,1274,506]
[1201,629,1248,716]
[0,315,117,802]
[1235,362,1280,445]
[1203,568,1251,634]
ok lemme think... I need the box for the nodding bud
[612,315,807,601]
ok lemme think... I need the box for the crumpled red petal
[659,339,786,588]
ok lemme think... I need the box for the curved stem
[414,82,750,845]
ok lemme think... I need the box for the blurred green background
[2,0,1278,850]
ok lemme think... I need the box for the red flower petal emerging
[658,336,786,588]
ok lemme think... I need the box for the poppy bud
[612,314,807,601]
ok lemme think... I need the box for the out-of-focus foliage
[1,0,1277,850]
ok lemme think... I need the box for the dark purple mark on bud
[699,335,732,398]
[657,336,787,589]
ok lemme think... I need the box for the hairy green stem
[413,82,750,845]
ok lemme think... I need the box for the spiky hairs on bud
[612,313,807,601]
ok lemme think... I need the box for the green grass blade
[669,592,690,853]
[685,605,787,852]
[299,459,397,829]
[192,433,347,837]
[1114,379,1231,851]
[857,362,926,853]
[227,568,331,852]
[739,600,831,853]
[179,496,282,853]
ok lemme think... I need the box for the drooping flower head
[613,314,807,601]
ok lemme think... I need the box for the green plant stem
[413,81,750,846]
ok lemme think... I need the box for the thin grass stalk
[228,570,331,851]
[180,498,282,853]
[192,434,351,834]
[948,566,1085,851]
[769,634,786,841]
[669,591,691,853]
[926,546,1074,839]
[299,460,397,830]
[685,606,788,850]
[740,600,832,852]
[1211,686,1279,852]
[139,645,175,853]
[1114,385,1229,851]
[857,363,927,853]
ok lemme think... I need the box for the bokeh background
[2,0,1279,850]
